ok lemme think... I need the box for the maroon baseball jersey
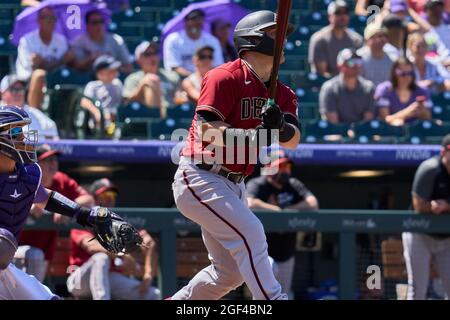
[182,58,298,176]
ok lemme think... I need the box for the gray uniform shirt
[308,25,363,76]
[359,46,394,86]
[319,75,375,123]
[72,33,131,65]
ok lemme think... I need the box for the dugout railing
[25,209,450,299]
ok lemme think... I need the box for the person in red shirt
[14,144,95,282]
[66,178,159,300]
[172,11,301,300]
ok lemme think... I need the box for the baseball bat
[267,0,292,107]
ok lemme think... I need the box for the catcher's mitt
[88,207,143,255]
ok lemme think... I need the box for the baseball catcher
[0,105,142,299]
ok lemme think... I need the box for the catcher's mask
[0,106,37,164]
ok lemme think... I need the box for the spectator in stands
[14,144,95,282]
[72,10,132,73]
[424,0,450,51]
[407,32,450,92]
[407,0,429,15]
[389,0,423,33]
[123,41,181,118]
[403,134,450,300]
[308,0,363,78]
[211,19,238,63]
[80,55,123,137]
[66,178,160,300]
[246,151,319,300]
[382,14,408,60]
[374,57,432,125]
[16,7,74,109]
[0,74,59,140]
[319,49,375,124]
[163,9,224,77]
[359,23,394,86]
[181,46,214,103]
[355,0,386,16]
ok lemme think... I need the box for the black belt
[196,164,246,184]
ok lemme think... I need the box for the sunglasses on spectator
[198,54,213,60]
[396,69,414,77]
[345,59,362,67]
[8,86,25,94]
[88,19,104,25]
[334,10,349,15]
[39,15,56,22]
[142,51,158,57]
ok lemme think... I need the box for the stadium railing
[26,209,450,299]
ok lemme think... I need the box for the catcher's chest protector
[0,163,41,238]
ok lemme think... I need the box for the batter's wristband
[279,123,296,143]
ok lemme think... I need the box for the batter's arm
[412,193,432,214]
[247,197,282,212]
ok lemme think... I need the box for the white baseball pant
[66,252,160,300]
[402,232,450,300]
[0,263,54,300]
[171,157,286,300]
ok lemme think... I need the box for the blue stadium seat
[46,68,93,89]
[303,119,350,143]
[117,102,161,122]
[298,102,319,121]
[149,118,192,140]
[166,104,195,119]
[295,88,320,102]
[119,118,150,139]
[235,0,264,10]
[432,105,450,122]
[407,120,450,144]
[352,120,405,144]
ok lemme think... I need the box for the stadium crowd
[0,0,450,300]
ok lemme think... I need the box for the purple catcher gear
[0,106,37,164]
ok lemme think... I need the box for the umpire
[403,134,450,299]
[246,151,319,299]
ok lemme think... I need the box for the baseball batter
[0,106,142,300]
[172,11,301,300]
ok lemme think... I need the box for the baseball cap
[260,150,293,175]
[185,9,205,21]
[36,144,61,161]
[382,13,407,29]
[426,0,444,10]
[89,178,119,196]
[195,45,214,56]
[337,48,361,66]
[93,55,121,72]
[390,0,407,13]
[442,134,450,150]
[134,40,159,61]
[327,0,349,15]
[0,75,26,94]
[364,22,387,41]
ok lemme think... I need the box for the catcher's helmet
[0,105,37,164]
[233,10,295,57]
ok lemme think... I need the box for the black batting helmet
[233,10,295,57]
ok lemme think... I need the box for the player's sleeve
[64,174,89,200]
[279,86,299,125]
[16,36,32,80]
[195,68,237,121]
[71,229,93,246]
[245,178,266,200]
[412,160,439,200]
[290,178,314,200]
